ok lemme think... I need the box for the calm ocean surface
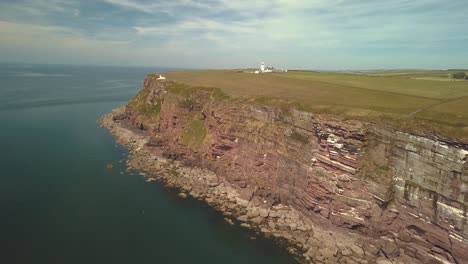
[0,64,297,264]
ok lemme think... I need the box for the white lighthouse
[260,62,265,73]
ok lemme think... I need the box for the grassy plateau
[160,70,468,140]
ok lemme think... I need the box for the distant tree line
[451,72,467,80]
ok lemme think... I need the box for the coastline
[100,107,402,264]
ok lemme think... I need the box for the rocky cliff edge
[101,75,468,264]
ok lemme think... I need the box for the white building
[259,62,285,73]
[260,62,273,73]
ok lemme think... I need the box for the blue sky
[1,0,467,69]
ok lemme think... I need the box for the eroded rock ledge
[101,76,468,264]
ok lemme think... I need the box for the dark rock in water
[240,223,251,228]
[224,218,234,226]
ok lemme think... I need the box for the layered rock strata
[101,75,468,264]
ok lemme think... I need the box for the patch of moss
[289,130,309,144]
[180,118,207,149]
[127,86,161,118]
[128,86,150,108]
[138,98,161,115]
[210,87,230,100]
[167,82,192,95]
[167,82,229,101]
[179,97,194,110]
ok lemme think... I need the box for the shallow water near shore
[0,63,297,264]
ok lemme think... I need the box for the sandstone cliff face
[117,76,468,264]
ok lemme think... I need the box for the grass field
[162,70,468,139]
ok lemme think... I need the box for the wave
[15,72,72,77]
[0,96,130,112]
[96,79,140,90]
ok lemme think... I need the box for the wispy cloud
[133,18,258,35]
[0,0,468,69]
[103,0,211,15]
[3,0,80,17]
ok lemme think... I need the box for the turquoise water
[0,64,297,264]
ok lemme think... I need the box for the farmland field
[163,70,468,139]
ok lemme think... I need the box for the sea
[0,63,297,264]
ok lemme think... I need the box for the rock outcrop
[101,75,468,264]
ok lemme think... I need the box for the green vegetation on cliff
[166,81,229,100]
[289,130,309,144]
[180,117,207,149]
[128,86,161,117]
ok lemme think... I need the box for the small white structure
[157,75,166,80]
[259,62,285,73]
[260,62,272,73]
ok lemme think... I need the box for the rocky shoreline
[101,107,412,264]
[96,74,468,264]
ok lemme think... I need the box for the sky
[0,0,468,70]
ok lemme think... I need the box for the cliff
[102,75,468,264]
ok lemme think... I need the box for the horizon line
[0,61,466,72]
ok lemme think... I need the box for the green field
[162,70,468,139]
